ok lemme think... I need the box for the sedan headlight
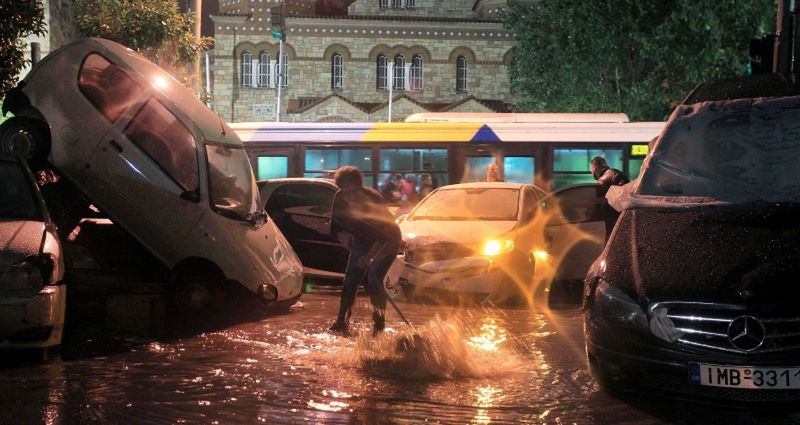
[482,239,514,257]
[594,279,648,331]
[0,254,55,289]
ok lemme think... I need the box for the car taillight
[0,254,55,289]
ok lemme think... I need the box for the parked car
[584,79,800,402]
[0,154,65,356]
[396,182,547,304]
[258,178,349,280]
[0,38,303,312]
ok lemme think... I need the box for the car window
[0,161,42,221]
[267,184,335,216]
[410,187,519,221]
[124,99,199,192]
[78,53,143,123]
[545,185,604,224]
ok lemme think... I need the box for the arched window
[258,52,271,87]
[456,55,468,92]
[378,0,388,7]
[331,53,343,90]
[377,55,388,90]
[391,0,402,7]
[410,55,423,91]
[393,55,405,91]
[240,50,253,87]
[278,52,288,88]
[406,0,415,7]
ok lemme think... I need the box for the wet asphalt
[1,286,800,425]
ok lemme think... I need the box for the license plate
[690,363,800,389]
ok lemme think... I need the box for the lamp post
[272,4,285,122]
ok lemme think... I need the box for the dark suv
[584,78,800,403]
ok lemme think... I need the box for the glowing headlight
[482,239,514,257]
[533,249,550,262]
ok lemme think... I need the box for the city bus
[231,113,664,193]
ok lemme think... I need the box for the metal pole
[194,0,203,96]
[774,0,793,78]
[387,65,394,122]
[276,37,284,122]
[205,51,212,107]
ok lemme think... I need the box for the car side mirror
[180,190,200,202]
[395,213,408,224]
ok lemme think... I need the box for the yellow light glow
[533,249,550,261]
[152,75,169,89]
[404,232,416,239]
[482,239,513,257]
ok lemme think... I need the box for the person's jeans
[336,238,400,326]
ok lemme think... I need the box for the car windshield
[0,160,42,221]
[206,143,258,220]
[410,187,519,221]
[638,95,800,203]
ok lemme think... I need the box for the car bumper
[0,285,66,349]
[401,257,505,294]
[586,309,800,403]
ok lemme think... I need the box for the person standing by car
[329,166,402,335]
[590,156,629,237]
[590,156,629,193]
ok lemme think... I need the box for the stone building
[210,0,516,122]
[20,0,79,79]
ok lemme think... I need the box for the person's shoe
[329,320,349,335]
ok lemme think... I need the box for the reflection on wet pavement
[1,290,800,424]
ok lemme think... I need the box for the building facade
[210,0,516,122]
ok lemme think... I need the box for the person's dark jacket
[331,187,401,246]
[595,166,629,191]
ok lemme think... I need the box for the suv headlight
[594,279,648,332]
[482,239,514,257]
[0,254,55,289]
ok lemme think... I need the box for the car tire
[170,269,226,317]
[0,117,50,167]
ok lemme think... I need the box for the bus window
[257,156,288,180]
[504,156,535,184]
[304,148,372,185]
[379,148,448,197]
[465,156,495,182]
[628,157,645,180]
[552,148,622,189]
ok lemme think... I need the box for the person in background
[416,173,435,198]
[329,166,402,335]
[590,156,629,238]
[401,174,417,202]
[590,156,629,193]
[380,174,403,203]
[422,162,438,188]
[484,163,500,182]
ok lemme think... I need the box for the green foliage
[73,0,212,81]
[0,0,46,97]
[503,0,776,121]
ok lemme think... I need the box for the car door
[265,183,348,274]
[541,184,609,283]
[87,96,204,266]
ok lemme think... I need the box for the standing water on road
[1,291,799,424]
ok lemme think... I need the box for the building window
[378,0,387,7]
[258,52,271,87]
[391,0,402,7]
[278,52,288,88]
[240,50,253,87]
[405,0,415,7]
[377,55,388,90]
[456,55,468,92]
[331,53,343,90]
[410,55,423,91]
[393,55,405,91]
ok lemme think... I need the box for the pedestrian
[422,162,438,188]
[329,166,402,335]
[590,156,629,193]
[380,174,403,203]
[590,156,629,239]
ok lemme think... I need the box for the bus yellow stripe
[360,122,484,142]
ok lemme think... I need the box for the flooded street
[2,288,800,425]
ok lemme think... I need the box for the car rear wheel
[0,117,50,166]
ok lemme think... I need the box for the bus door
[248,147,297,181]
[456,145,540,185]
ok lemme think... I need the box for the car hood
[0,220,44,270]
[601,205,800,307]
[399,219,518,246]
